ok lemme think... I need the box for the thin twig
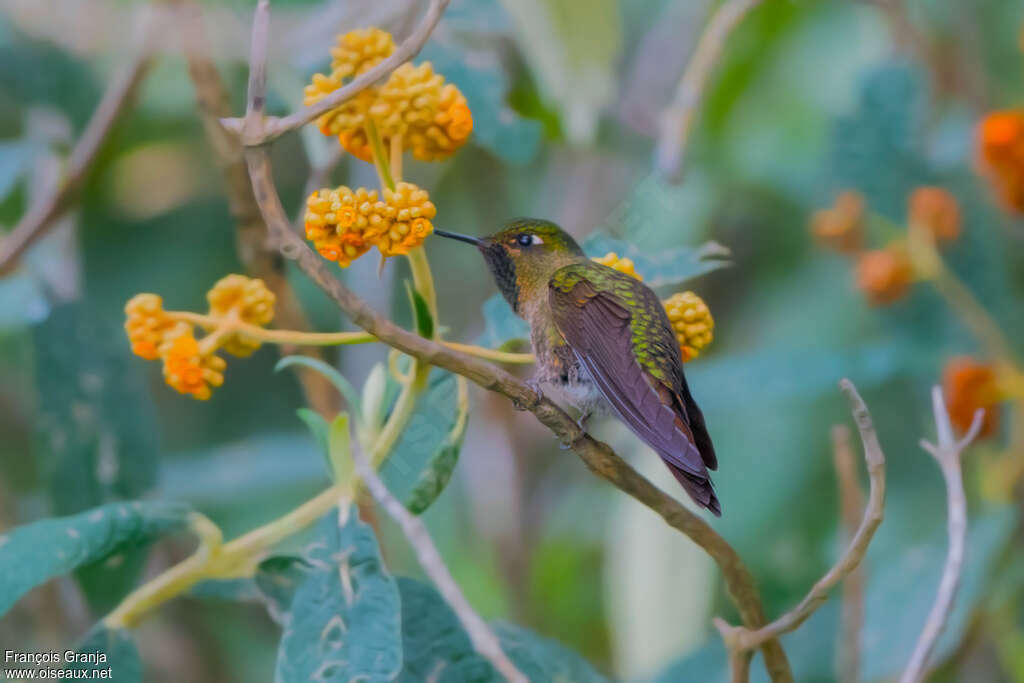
[655,0,762,182]
[234,2,791,679]
[348,442,527,683]
[900,389,984,683]
[0,9,157,274]
[715,379,885,662]
[177,0,339,418]
[832,424,865,683]
[222,0,451,146]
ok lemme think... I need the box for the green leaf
[71,625,142,683]
[32,302,162,611]
[326,413,353,485]
[361,363,394,436]
[420,41,542,164]
[0,272,49,331]
[0,501,191,616]
[395,577,608,682]
[294,408,329,458]
[404,280,435,339]
[379,369,466,514]
[581,236,732,290]
[275,505,402,683]
[276,355,362,416]
[477,294,530,349]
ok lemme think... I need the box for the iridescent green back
[549,261,682,385]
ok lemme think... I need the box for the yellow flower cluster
[124,275,277,400]
[304,181,436,265]
[663,291,714,362]
[303,28,473,162]
[591,252,712,361]
[592,252,643,280]
[207,274,277,357]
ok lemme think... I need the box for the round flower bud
[592,252,643,280]
[124,293,173,360]
[810,190,865,254]
[855,244,913,306]
[663,291,714,362]
[977,110,1024,213]
[159,326,226,400]
[908,187,960,243]
[943,356,1002,438]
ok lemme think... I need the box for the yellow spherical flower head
[592,252,643,280]
[375,182,437,257]
[158,324,226,401]
[207,274,277,357]
[124,293,174,360]
[663,291,714,362]
[304,186,382,267]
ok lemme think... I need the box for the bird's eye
[516,234,541,247]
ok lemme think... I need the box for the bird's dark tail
[667,463,721,517]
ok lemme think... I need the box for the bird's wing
[548,266,715,481]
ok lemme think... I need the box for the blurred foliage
[1,0,1024,681]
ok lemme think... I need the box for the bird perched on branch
[434,219,720,515]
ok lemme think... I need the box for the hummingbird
[434,219,720,515]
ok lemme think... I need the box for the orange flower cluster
[977,110,1024,213]
[855,245,913,306]
[943,356,1002,438]
[811,186,962,306]
[125,275,277,400]
[303,28,473,162]
[304,181,437,265]
[160,329,226,401]
[908,187,961,243]
[810,190,864,254]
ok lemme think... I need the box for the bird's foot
[560,411,592,450]
[513,378,545,411]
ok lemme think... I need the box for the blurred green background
[2,0,1024,681]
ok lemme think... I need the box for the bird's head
[434,218,585,313]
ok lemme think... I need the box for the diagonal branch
[714,379,886,668]
[900,389,984,683]
[234,2,791,679]
[176,0,339,418]
[222,0,451,146]
[349,440,527,683]
[0,9,158,275]
[655,0,763,182]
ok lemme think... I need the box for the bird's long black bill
[433,229,482,246]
